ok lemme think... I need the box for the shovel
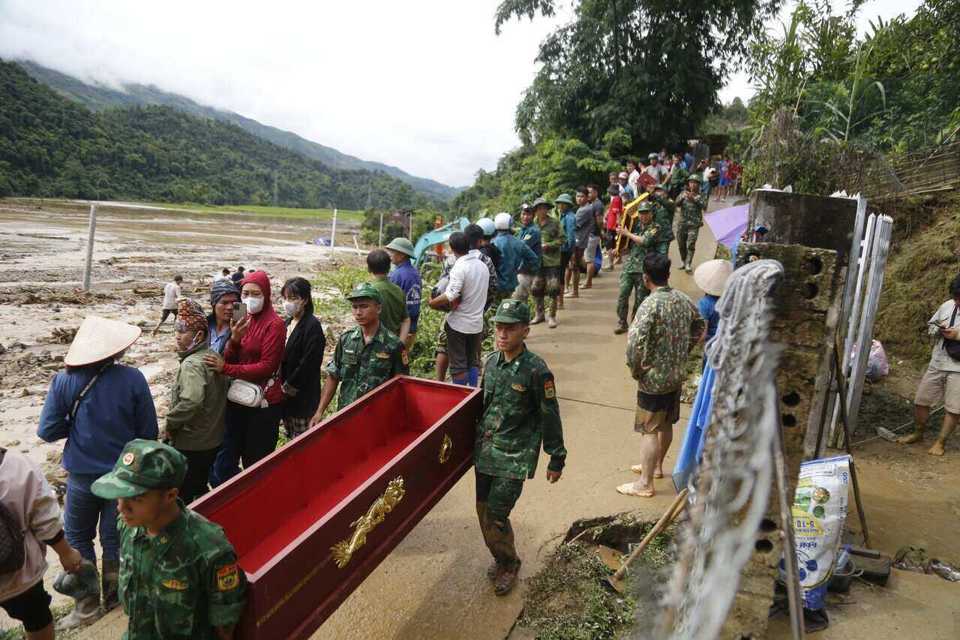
[604,488,688,594]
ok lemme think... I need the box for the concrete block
[749,190,858,261]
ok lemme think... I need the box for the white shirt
[444,250,489,334]
[162,282,181,310]
[645,164,667,182]
[628,169,641,193]
[928,299,960,373]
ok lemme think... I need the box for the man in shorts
[619,254,704,497]
[898,274,960,455]
[152,274,183,335]
[571,188,595,298]
[428,231,490,386]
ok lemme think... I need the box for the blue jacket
[389,259,423,332]
[699,294,720,342]
[492,231,539,293]
[518,223,541,275]
[39,364,158,476]
[560,212,576,252]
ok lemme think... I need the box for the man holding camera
[899,274,960,456]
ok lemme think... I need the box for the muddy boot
[547,313,558,329]
[614,322,628,335]
[494,560,521,596]
[55,561,102,629]
[530,308,545,325]
[101,558,120,612]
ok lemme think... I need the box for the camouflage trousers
[617,270,648,325]
[677,222,700,265]
[531,266,561,315]
[475,471,524,569]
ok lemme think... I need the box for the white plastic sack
[865,339,890,381]
[791,455,851,610]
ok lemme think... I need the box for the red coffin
[192,376,481,640]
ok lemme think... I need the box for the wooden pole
[378,211,384,246]
[82,204,97,291]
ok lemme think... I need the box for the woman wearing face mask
[204,270,286,485]
[207,279,240,354]
[164,299,228,504]
[279,277,327,439]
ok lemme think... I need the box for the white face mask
[244,296,264,315]
[282,300,300,317]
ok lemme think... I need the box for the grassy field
[151,202,364,222]
[1,197,364,223]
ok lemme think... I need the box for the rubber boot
[547,312,557,329]
[531,302,545,325]
[55,561,103,629]
[101,558,120,612]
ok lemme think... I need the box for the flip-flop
[630,464,664,479]
[616,482,655,498]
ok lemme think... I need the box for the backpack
[0,449,26,574]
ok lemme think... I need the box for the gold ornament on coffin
[439,434,453,464]
[331,477,405,569]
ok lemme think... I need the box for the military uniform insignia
[122,452,135,465]
[161,578,188,591]
[544,379,556,399]
[376,351,390,359]
[217,563,240,591]
[401,348,409,366]
[511,383,526,393]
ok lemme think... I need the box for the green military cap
[686,174,702,185]
[530,196,553,209]
[385,237,414,257]
[345,282,382,303]
[555,193,574,206]
[638,201,654,213]
[91,439,187,499]
[492,299,530,324]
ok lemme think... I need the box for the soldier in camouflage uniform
[618,254,704,498]
[476,299,566,596]
[91,439,247,639]
[649,185,675,256]
[675,175,707,272]
[530,197,564,328]
[614,202,661,334]
[310,283,408,424]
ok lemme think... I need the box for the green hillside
[18,60,460,201]
[0,59,439,210]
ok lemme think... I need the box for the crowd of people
[1,150,755,639]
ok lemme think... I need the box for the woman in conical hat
[38,316,158,626]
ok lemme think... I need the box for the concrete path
[77,224,719,640]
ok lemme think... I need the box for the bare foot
[616,481,654,498]
[928,440,946,456]
[630,464,663,479]
[898,431,923,445]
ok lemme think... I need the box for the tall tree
[495,0,782,148]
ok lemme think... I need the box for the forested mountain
[0,60,440,210]
[18,60,460,201]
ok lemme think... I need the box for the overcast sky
[0,0,923,187]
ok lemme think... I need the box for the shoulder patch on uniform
[216,563,240,591]
[544,379,556,399]
[400,348,409,366]
[161,578,188,591]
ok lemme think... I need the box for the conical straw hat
[64,316,142,366]
[693,259,733,297]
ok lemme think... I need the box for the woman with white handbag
[205,270,286,486]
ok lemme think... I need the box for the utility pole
[330,207,337,251]
[82,204,97,291]
[378,211,384,246]
[273,171,279,207]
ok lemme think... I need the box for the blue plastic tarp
[412,217,471,266]
[672,361,716,492]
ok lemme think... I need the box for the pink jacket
[0,451,64,602]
